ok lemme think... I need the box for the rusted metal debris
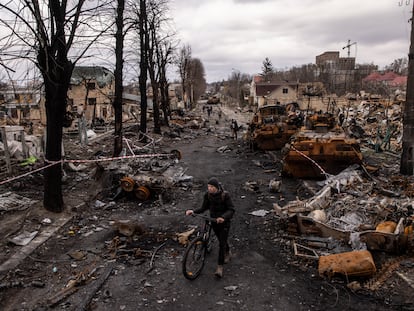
[359,218,407,253]
[282,112,362,179]
[120,177,152,201]
[318,250,376,278]
[98,147,185,202]
[275,163,414,253]
[290,215,350,242]
[248,104,302,150]
[288,214,412,254]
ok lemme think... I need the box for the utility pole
[400,0,414,175]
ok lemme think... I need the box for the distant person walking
[207,106,212,117]
[230,119,239,140]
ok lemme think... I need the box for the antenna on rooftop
[342,39,357,57]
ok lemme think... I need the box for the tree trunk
[113,0,125,157]
[160,77,170,126]
[152,81,161,134]
[43,81,68,212]
[400,2,414,175]
[139,0,148,142]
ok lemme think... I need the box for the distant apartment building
[315,51,357,94]
[0,84,43,128]
[67,66,115,129]
[316,51,355,70]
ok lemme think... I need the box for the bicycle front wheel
[182,236,207,280]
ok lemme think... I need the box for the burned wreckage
[273,164,414,280]
[271,107,414,282]
[282,111,363,179]
[248,103,303,150]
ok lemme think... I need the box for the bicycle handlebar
[190,213,217,223]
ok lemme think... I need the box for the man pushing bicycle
[185,177,235,278]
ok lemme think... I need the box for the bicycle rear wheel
[182,236,207,280]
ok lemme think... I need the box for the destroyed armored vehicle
[248,104,302,150]
[282,112,362,179]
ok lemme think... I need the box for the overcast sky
[170,0,412,83]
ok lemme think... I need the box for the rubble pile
[342,99,402,153]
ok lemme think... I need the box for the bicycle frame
[182,213,216,280]
[195,214,214,241]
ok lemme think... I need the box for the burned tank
[282,112,363,179]
[248,104,302,150]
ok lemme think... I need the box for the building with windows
[67,66,115,129]
[0,84,43,128]
[315,51,377,95]
[250,76,299,108]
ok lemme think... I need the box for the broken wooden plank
[70,264,114,311]
[47,283,78,307]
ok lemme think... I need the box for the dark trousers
[212,223,230,265]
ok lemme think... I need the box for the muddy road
[0,105,411,310]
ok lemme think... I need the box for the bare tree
[113,0,125,156]
[138,0,149,141]
[158,39,176,125]
[386,58,408,75]
[0,0,112,212]
[187,58,206,103]
[148,0,178,132]
[177,44,191,108]
[129,0,176,136]
[176,47,206,109]
[227,70,250,104]
[147,0,168,134]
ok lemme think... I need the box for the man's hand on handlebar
[185,211,223,223]
[216,217,225,224]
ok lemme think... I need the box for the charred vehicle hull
[282,114,362,179]
[252,123,298,150]
[249,104,302,150]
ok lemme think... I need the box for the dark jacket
[194,190,235,222]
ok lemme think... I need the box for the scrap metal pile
[274,162,414,281]
[263,98,414,286]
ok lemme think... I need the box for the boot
[224,251,231,264]
[214,265,223,278]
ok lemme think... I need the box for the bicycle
[182,213,216,280]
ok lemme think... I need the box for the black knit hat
[207,177,220,190]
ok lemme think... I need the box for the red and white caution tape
[0,152,176,186]
[64,152,175,163]
[0,160,61,185]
